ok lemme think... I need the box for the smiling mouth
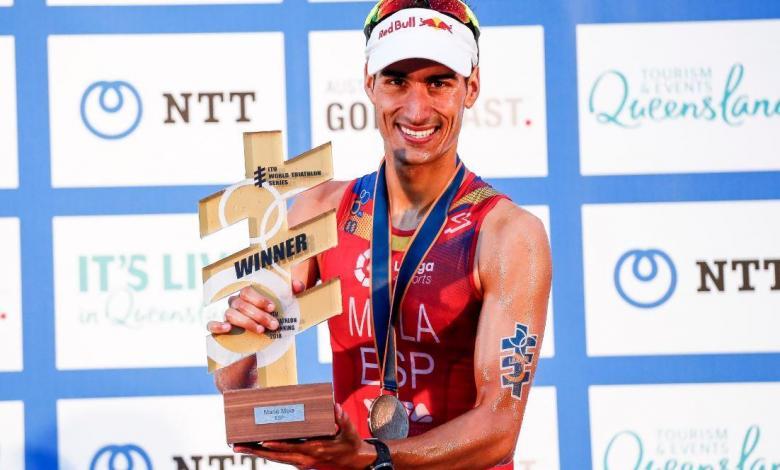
[398,125,438,140]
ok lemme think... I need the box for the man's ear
[464,66,481,109]
[364,63,377,105]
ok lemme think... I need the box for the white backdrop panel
[48,33,287,187]
[0,36,17,188]
[0,401,24,470]
[590,383,780,469]
[578,20,780,175]
[0,217,22,372]
[583,200,780,356]
[309,26,548,180]
[53,214,248,369]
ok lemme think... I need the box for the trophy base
[224,383,337,444]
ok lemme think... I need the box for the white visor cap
[365,8,479,78]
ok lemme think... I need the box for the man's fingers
[233,445,309,467]
[206,321,231,334]
[230,297,280,331]
[335,405,355,436]
[225,308,267,334]
[238,286,276,313]
[259,441,299,452]
[222,283,310,334]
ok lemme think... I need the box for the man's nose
[401,84,433,124]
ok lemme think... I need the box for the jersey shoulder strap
[450,171,510,216]
[336,171,377,241]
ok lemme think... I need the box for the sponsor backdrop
[0,1,778,469]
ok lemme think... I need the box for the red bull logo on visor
[377,15,454,40]
[420,17,454,34]
[378,16,417,39]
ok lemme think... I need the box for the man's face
[365,58,480,166]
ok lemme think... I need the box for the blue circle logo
[614,249,677,308]
[90,444,152,470]
[80,81,143,139]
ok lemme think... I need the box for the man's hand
[206,280,307,335]
[207,280,307,392]
[233,404,377,470]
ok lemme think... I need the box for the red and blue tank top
[319,167,511,463]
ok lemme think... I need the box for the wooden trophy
[199,131,342,444]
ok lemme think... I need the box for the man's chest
[322,230,481,351]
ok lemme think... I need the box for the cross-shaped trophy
[199,131,342,444]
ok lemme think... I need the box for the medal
[368,159,466,439]
[368,394,410,440]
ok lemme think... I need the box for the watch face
[368,394,409,440]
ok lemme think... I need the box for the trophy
[199,131,342,444]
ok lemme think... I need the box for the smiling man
[208,1,551,468]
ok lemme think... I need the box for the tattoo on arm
[499,322,538,400]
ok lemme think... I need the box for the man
[207,1,551,468]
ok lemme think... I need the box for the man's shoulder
[485,200,545,236]
[289,180,351,225]
[478,199,550,264]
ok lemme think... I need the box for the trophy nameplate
[200,131,342,444]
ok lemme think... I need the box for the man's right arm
[207,180,349,392]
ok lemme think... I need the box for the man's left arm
[236,201,552,469]
[385,201,552,468]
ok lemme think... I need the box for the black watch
[364,438,393,470]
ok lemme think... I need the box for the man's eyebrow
[428,72,458,81]
[379,69,407,78]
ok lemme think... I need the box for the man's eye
[430,80,446,88]
[389,78,404,86]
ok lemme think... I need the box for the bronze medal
[368,394,409,440]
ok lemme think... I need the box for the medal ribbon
[370,159,465,393]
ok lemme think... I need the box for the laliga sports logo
[614,249,677,308]
[90,444,152,470]
[81,80,143,140]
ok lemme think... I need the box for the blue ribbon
[371,160,465,392]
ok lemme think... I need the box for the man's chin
[392,148,440,165]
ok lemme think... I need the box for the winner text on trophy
[200,131,342,444]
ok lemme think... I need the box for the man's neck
[384,151,459,231]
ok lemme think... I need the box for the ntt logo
[614,249,677,308]
[90,444,152,470]
[80,80,143,140]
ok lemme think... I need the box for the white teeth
[400,126,435,138]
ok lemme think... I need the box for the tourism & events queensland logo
[577,19,780,175]
[587,63,777,130]
[602,426,776,470]
[590,383,780,470]
[309,26,548,180]
[80,80,143,140]
[48,33,286,187]
[90,444,151,470]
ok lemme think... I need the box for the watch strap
[365,438,393,470]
